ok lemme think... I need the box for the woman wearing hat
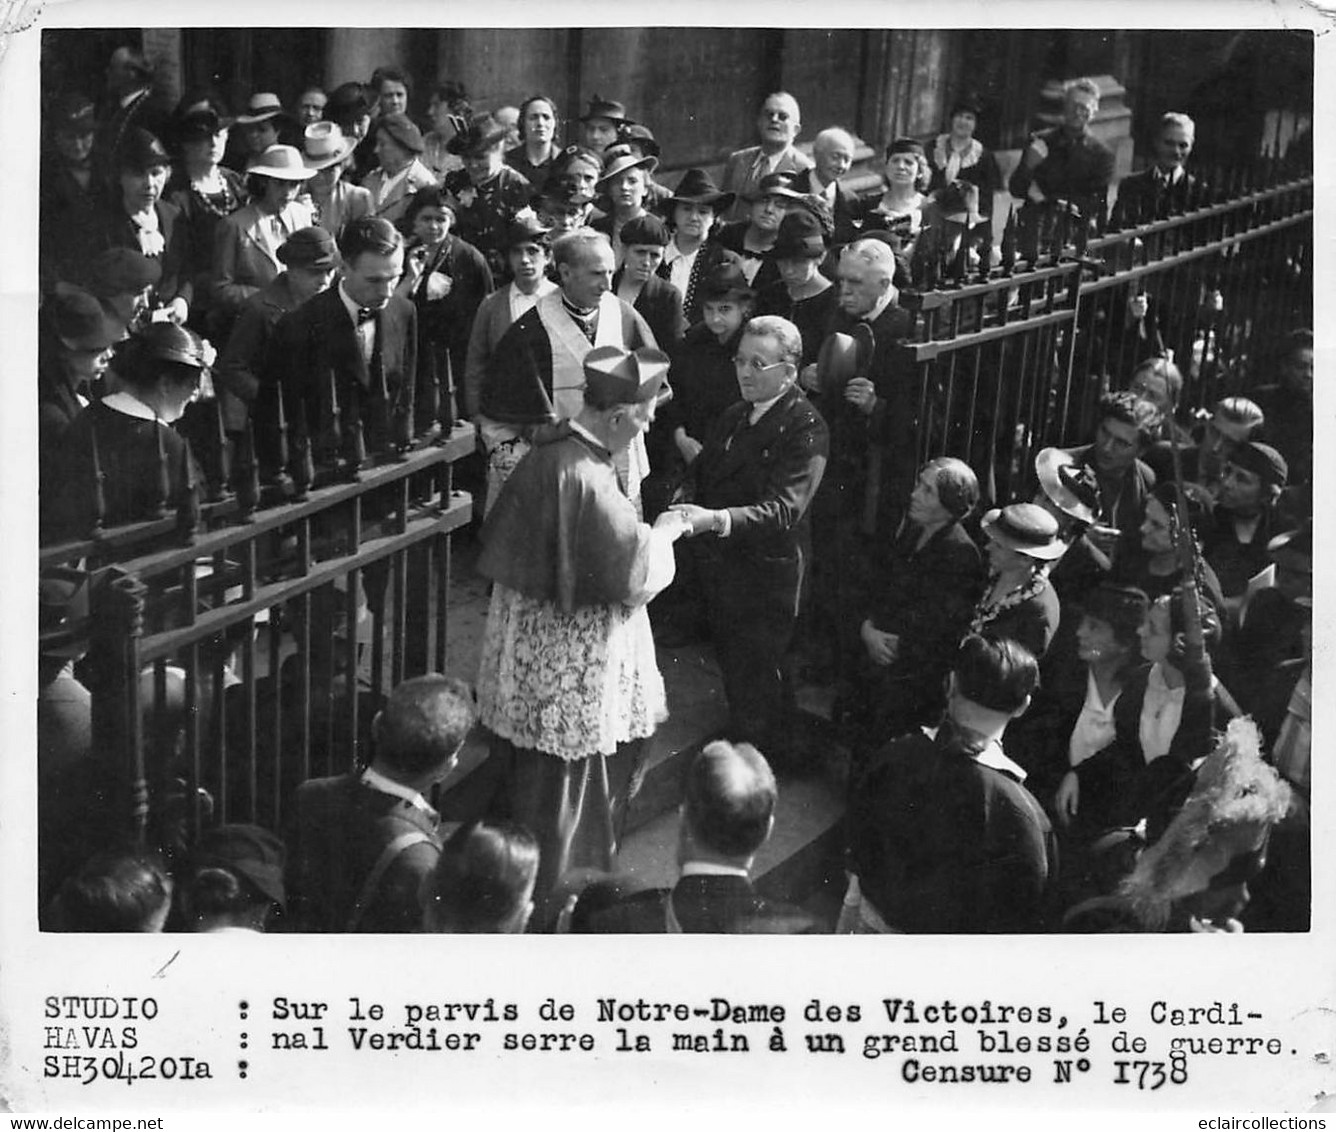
[92,128,194,326]
[756,209,836,368]
[504,94,561,195]
[714,172,803,292]
[46,322,208,539]
[926,96,1002,221]
[660,169,737,326]
[856,137,932,248]
[301,122,372,241]
[971,501,1066,660]
[211,144,315,342]
[232,92,292,166]
[591,143,656,266]
[396,186,495,428]
[611,213,684,351]
[463,213,556,423]
[180,824,286,933]
[214,226,338,436]
[849,457,985,753]
[363,111,438,232]
[165,106,248,336]
[422,81,471,182]
[442,113,534,279]
[577,95,629,156]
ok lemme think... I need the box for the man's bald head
[757,92,802,152]
[813,127,856,184]
[683,740,777,861]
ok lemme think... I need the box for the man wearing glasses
[670,316,829,771]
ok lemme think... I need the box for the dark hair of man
[184,866,269,922]
[1097,389,1159,445]
[50,849,171,931]
[371,66,412,98]
[337,215,404,263]
[374,674,476,777]
[684,740,777,860]
[953,634,1039,715]
[425,821,540,932]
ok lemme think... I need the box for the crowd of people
[37,47,1312,934]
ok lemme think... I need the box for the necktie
[357,306,376,324]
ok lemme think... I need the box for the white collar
[101,390,159,421]
[664,240,701,265]
[1155,165,1186,185]
[922,724,1027,782]
[748,384,792,424]
[361,766,436,818]
[680,861,750,879]
[863,288,897,324]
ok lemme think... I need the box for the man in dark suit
[719,92,814,223]
[1110,112,1209,228]
[790,127,860,246]
[671,316,828,765]
[266,217,417,482]
[577,740,820,933]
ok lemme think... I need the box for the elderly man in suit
[576,740,820,933]
[267,217,417,482]
[719,92,813,223]
[671,315,828,767]
[791,126,860,245]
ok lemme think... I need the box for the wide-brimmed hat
[376,111,425,155]
[579,96,629,124]
[769,209,827,259]
[815,324,875,392]
[667,168,734,211]
[1035,446,1101,524]
[597,143,658,185]
[245,144,316,181]
[981,503,1067,560]
[39,567,92,659]
[617,122,660,159]
[583,345,669,405]
[235,91,285,126]
[51,93,95,135]
[619,213,669,248]
[277,226,338,269]
[697,259,755,302]
[175,107,226,144]
[302,121,357,169]
[85,248,162,300]
[117,127,170,172]
[193,824,287,909]
[502,212,552,248]
[743,171,804,203]
[48,284,123,352]
[537,181,594,210]
[446,113,509,156]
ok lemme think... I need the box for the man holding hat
[463,213,557,423]
[475,344,688,926]
[658,168,738,325]
[612,213,685,352]
[215,225,337,436]
[478,228,657,512]
[720,92,813,223]
[442,113,533,278]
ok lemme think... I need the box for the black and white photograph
[2,2,1331,1120]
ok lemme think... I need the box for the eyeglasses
[733,356,788,375]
